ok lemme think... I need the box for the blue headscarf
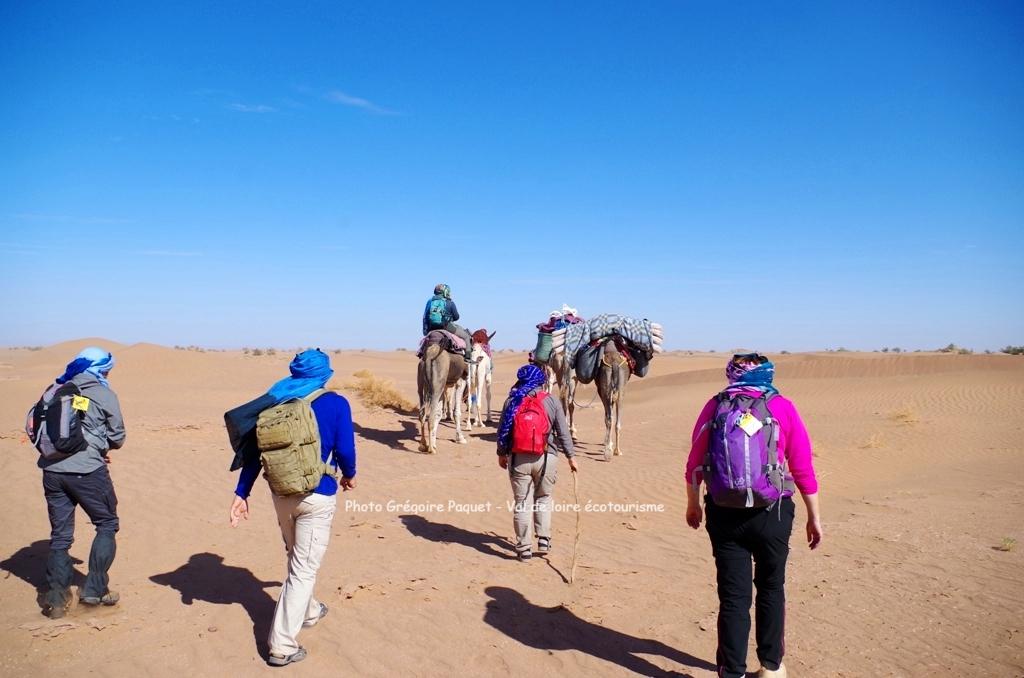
[497,364,547,450]
[724,354,778,395]
[57,347,116,386]
[267,349,334,404]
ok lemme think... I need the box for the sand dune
[1,342,1021,677]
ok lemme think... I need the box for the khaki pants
[269,492,337,656]
[509,453,557,554]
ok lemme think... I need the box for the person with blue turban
[227,349,357,667]
[39,346,126,618]
[496,364,578,561]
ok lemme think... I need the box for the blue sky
[1,1,1021,352]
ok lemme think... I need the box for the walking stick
[570,470,581,584]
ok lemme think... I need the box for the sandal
[268,647,307,667]
[537,537,551,555]
[302,602,328,627]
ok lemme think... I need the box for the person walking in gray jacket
[38,347,126,618]
[496,364,577,560]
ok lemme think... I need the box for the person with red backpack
[685,353,822,678]
[497,364,578,560]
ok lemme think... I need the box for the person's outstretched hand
[341,477,357,491]
[229,496,249,527]
[568,457,578,473]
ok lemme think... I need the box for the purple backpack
[699,391,793,508]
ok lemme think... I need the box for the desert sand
[1,340,1022,677]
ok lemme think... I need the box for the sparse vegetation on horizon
[173,345,207,352]
[1001,346,1024,355]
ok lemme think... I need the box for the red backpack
[511,392,550,454]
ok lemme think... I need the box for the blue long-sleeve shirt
[235,392,357,499]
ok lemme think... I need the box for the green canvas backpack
[256,389,336,496]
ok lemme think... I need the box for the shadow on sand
[400,514,518,561]
[353,419,420,451]
[150,552,280,658]
[483,586,716,677]
[0,540,86,614]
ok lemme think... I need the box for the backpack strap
[301,389,341,483]
[699,394,732,491]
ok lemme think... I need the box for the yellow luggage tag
[738,412,763,436]
[72,395,91,412]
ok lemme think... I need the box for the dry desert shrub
[996,537,1017,552]
[859,432,884,449]
[345,370,415,414]
[889,405,919,425]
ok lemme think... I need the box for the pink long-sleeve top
[685,389,819,495]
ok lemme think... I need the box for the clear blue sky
[1,1,1021,352]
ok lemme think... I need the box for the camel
[467,341,493,428]
[417,336,468,454]
[595,338,631,460]
[544,350,578,441]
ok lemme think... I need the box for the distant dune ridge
[0,340,1021,677]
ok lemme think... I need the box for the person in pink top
[685,353,823,678]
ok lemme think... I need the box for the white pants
[268,492,337,656]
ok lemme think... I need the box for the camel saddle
[417,330,466,358]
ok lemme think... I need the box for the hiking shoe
[43,589,71,619]
[537,537,551,555]
[43,601,68,619]
[302,602,328,627]
[268,647,307,667]
[757,663,787,678]
[80,590,120,606]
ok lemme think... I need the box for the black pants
[705,496,794,678]
[43,465,119,601]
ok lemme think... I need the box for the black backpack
[25,382,90,459]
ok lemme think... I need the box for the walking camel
[417,335,468,454]
[466,340,493,428]
[545,350,579,441]
[595,339,631,461]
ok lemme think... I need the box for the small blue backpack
[427,297,447,328]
